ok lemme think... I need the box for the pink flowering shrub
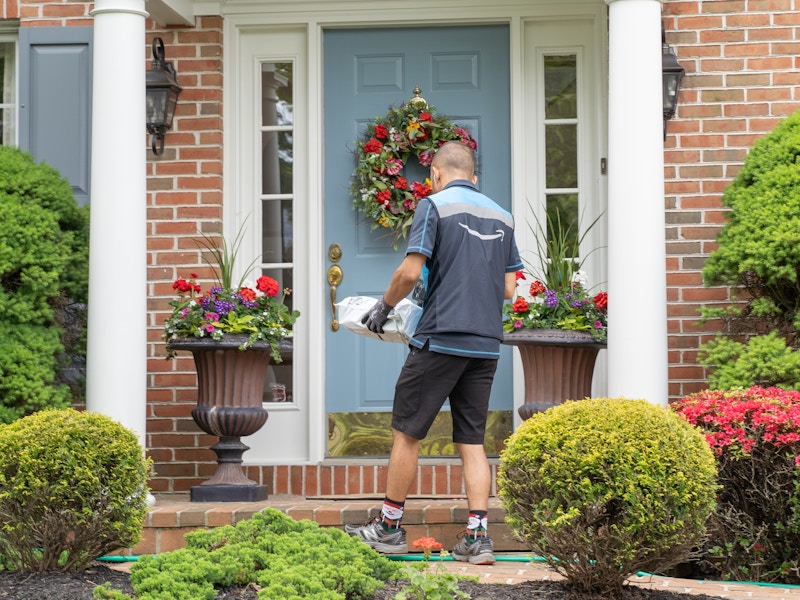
[672,387,800,583]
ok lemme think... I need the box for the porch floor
[113,494,800,600]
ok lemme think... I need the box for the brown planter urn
[167,334,291,502]
[503,329,606,420]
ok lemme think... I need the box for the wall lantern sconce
[662,23,685,140]
[146,37,182,155]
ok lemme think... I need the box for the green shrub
[0,409,150,571]
[0,146,90,421]
[699,331,800,390]
[702,110,800,330]
[121,509,399,600]
[672,387,800,583]
[499,397,718,596]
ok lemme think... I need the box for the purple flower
[594,320,603,329]
[571,299,583,309]
[214,299,236,315]
[544,289,558,308]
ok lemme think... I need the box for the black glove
[361,297,394,334]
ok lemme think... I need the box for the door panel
[324,25,511,452]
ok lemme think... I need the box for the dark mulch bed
[0,563,724,600]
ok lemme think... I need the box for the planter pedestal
[503,329,606,420]
[167,335,290,502]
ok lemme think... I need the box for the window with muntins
[260,61,295,404]
[543,54,579,257]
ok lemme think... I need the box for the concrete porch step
[126,495,528,556]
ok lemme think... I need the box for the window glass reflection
[544,55,577,120]
[0,42,16,146]
[545,124,577,189]
[261,199,293,264]
[261,131,293,195]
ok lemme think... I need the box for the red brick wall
[1,0,93,24]
[662,0,800,398]
[145,18,225,493]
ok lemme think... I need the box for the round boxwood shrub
[499,398,718,596]
[0,409,150,572]
[0,146,90,422]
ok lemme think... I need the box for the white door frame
[222,0,609,464]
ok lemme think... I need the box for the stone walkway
[436,557,800,600]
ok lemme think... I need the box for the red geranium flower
[512,297,529,313]
[530,281,546,297]
[419,112,433,122]
[256,275,280,297]
[593,291,608,311]
[239,287,257,302]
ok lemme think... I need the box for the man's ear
[471,174,478,184]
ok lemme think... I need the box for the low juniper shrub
[96,508,400,600]
[499,397,718,597]
[672,386,800,583]
[0,409,150,572]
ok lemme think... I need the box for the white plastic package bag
[336,296,423,344]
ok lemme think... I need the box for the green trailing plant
[0,409,150,572]
[672,387,800,584]
[499,397,718,597]
[0,146,90,421]
[699,110,800,387]
[95,508,399,600]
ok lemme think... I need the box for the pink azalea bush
[672,386,800,583]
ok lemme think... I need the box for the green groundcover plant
[0,409,150,572]
[499,397,718,597]
[94,509,400,600]
[672,386,800,583]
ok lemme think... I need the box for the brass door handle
[328,265,343,331]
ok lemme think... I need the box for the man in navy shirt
[346,141,523,565]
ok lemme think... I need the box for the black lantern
[662,23,685,140]
[146,38,182,155]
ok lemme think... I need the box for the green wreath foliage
[350,101,476,247]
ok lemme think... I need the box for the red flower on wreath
[376,189,391,205]
[411,180,432,200]
[374,124,388,139]
[394,176,408,191]
[363,138,382,154]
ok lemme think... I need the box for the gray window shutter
[19,27,93,205]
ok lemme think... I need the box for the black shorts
[391,344,498,444]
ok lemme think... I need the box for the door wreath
[350,89,477,248]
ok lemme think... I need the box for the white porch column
[605,0,669,405]
[86,0,149,447]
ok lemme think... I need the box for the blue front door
[324,25,512,456]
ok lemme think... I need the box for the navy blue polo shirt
[406,180,523,359]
